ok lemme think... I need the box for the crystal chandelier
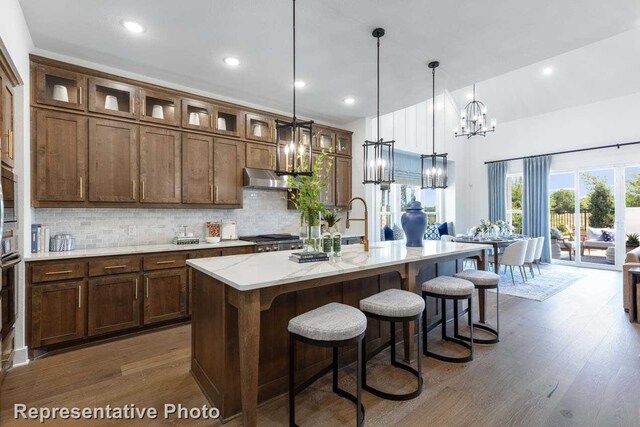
[363,28,395,185]
[454,84,496,139]
[274,0,313,176]
[421,61,448,189]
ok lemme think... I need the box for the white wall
[0,0,34,366]
[459,91,640,233]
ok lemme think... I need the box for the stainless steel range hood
[243,168,290,190]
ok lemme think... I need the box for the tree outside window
[506,175,523,233]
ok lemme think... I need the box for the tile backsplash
[33,189,334,249]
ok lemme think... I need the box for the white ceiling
[19,0,640,125]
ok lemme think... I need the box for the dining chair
[533,236,545,274]
[523,239,538,280]
[494,240,528,285]
[441,235,477,269]
[440,235,456,242]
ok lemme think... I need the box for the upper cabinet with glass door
[214,105,242,138]
[245,113,274,143]
[313,127,335,152]
[181,98,215,132]
[35,64,86,111]
[88,78,138,119]
[335,131,352,156]
[140,88,180,127]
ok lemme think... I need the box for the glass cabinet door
[313,128,335,152]
[335,131,352,155]
[140,88,180,127]
[35,64,86,111]
[181,98,215,132]
[88,77,137,119]
[214,105,242,138]
[245,113,274,143]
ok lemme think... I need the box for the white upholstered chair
[495,240,528,285]
[522,238,538,280]
[533,237,545,274]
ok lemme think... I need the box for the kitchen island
[187,240,490,425]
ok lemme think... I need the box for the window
[506,175,523,233]
[380,184,439,230]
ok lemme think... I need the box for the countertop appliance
[50,234,76,252]
[221,221,238,240]
[240,234,303,253]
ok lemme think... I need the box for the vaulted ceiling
[19,0,640,125]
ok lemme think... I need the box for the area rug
[488,264,586,302]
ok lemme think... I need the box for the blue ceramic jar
[401,198,427,247]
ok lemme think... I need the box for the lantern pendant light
[363,28,395,185]
[275,0,313,176]
[421,61,448,189]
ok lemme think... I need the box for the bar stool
[421,276,474,363]
[288,302,367,427]
[359,288,424,401]
[453,269,500,344]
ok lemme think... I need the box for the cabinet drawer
[31,261,86,283]
[89,256,141,277]
[221,246,254,256]
[143,253,187,271]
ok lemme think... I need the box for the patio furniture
[606,246,615,264]
[581,227,615,256]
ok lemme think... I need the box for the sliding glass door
[549,172,577,264]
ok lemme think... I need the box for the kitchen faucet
[346,197,369,252]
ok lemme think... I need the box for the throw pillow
[601,230,615,242]
[392,224,405,241]
[437,222,449,236]
[424,224,440,240]
[383,225,394,241]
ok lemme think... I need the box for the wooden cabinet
[182,133,214,204]
[143,253,187,271]
[2,77,15,168]
[88,274,141,336]
[182,98,214,132]
[213,138,244,205]
[88,119,138,202]
[88,256,140,277]
[314,128,335,152]
[245,113,274,143]
[139,126,182,204]
[335,157,352,207]
[336,131,352,156]
[140,88,180,127]
[246,142,275,170]
[30,281,86,347]
[35,110,87,202]
[34,64,86,111]
[143,269,188,325]
[88,77,138,119]
[214,105,242,138]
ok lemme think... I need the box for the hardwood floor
[1,266,638,426]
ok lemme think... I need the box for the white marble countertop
[24,240,255,262]
[187,240,490,291]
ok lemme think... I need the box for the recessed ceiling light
[294,80,306,88]
[466,93,473,100]
[542,67,554,76]
[122,20,144,33]
[223,57,240,67]
[343,97,355,105]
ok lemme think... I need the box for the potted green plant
[626,233,639,251]
[287,150,332,251]
[322,210,341,233]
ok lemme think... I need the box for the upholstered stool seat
[288,302,367,341]
[359,289,424,401]
[288,303,366,426]
[454,269,501,344]
[421,276,474,363]
[360,289,425,318]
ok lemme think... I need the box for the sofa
[622,246,640,316]
[581,227,615,255]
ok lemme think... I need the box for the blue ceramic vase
[401,198,427,247]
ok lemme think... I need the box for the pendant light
[421,61,448,189]
[454,84,496,139]
[275,0,313,176]
[363,28,395,185]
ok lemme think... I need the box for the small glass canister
[206,221,221,243]
[332,232,342,257]
[322,232,333,255]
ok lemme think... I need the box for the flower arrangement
[471,219,513,237]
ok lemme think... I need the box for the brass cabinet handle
[103,265,127,270]
[78,86,83,105]
[79,177,83,199]
[145,276,149,298]
[135,278,138,300]
[141,181,145,200]
[210,114,214,129]
[132,99,135,115]
[155,260,175,265]
[78,285,82,308]
[142,97,146,116]
[9,129,12,159]
[210,184,214,202]
[44,270,73,275]
[132,180,136,199]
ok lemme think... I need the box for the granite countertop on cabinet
[188,240,491,291]
[24,240,256,262]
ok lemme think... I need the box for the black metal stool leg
[356,337,363,427]
[424,293,474,364]
[457,287,500,345]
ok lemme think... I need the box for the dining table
[454,236,526,274]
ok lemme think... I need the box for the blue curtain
[523,155,552,263]
[487,161,507,222]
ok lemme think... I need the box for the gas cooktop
[239,234,303,252]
